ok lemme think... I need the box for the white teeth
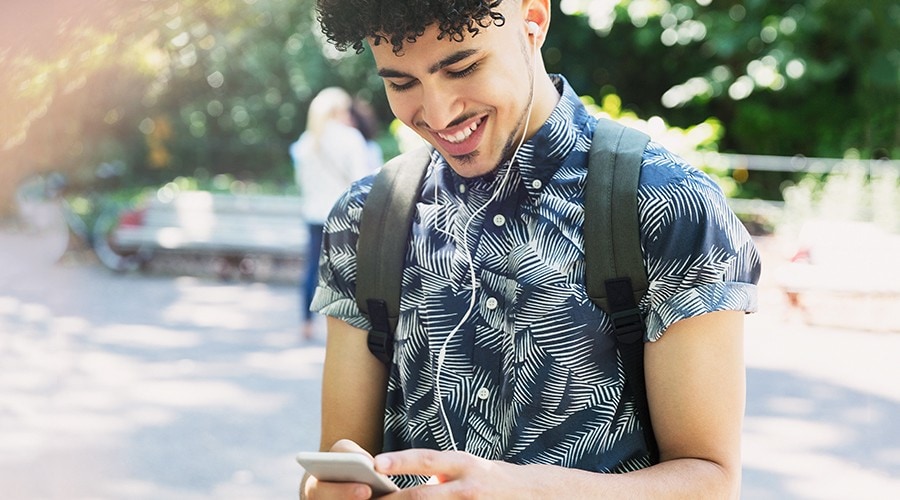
[438,120,479,144]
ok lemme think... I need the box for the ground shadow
[743,366,900,498]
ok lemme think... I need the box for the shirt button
[476,387,490,400]
[531,179,542,189]
[458,184,467,193]
[485,297,499,310]
[492,214,506,226]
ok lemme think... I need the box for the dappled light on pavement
[0,234,324,499]
[1,229,898,499]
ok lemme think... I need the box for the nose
[419,84,463,131]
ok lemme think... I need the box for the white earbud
[526,21,540,37]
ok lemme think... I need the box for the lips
[432,116,486,157]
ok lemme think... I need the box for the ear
[522,0,550,39]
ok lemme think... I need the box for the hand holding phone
[296,451,399,497]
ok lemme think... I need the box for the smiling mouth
[437,117,483,144]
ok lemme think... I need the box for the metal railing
[701,152,900,174]
[692,153,900,220]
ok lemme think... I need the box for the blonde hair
[305,87,352,148]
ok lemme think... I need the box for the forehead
[368,23,504,70]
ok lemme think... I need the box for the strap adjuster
[366,328,393,364]
[366,298,394,365]
[611,308,643,344]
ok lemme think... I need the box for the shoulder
[329,173,376,220]
[639,141,712,189]
[635,139,756,272]
[325,122,367,148]
[290,133,310,155]
[637,141,731,219]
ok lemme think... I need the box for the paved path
[1,228,898,499]
[742,237,900,499]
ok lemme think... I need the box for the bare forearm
[374,446,741,499]
[521,458,739,499]
[596,458,738,499]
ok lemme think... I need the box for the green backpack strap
[356,146,432,364]
[584,117,657,463]
[584,118,650,317]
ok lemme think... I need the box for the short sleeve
[637,144,761,341]
[309,176,375,332]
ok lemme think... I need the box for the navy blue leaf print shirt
[311,75,761,484]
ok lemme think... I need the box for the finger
[330,439,375,460]
[313,479,372,500]
[374,449,470,479]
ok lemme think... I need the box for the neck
[524,72,562,141]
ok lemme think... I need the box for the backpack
[355,118,658,462]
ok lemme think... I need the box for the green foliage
[1,0,388,203]
[545,0,898,202]
[581,1,897,156]
[1,0,896,213]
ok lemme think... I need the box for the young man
[304,0,761,498]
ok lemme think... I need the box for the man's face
[370,17,535,178]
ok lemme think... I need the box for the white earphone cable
[434,27,540,452]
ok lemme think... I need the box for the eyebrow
[377,49,479,79]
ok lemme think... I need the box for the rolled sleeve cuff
[645,281,758,342]
[310,285,373,332]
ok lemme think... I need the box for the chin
[447,153,503,179]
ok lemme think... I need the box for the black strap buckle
[611,308,644,344]
[366,298,394,365]
[366,328,393,365]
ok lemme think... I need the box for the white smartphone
[296,451,400,496]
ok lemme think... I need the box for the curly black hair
[316,0,507,55]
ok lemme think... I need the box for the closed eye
[448,62,478,79]
[386,63,476,91]
[387,79,417,92]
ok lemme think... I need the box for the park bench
[110,190,307,277]
[775,220,900,332]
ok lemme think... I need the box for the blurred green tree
[0,0,384,211]
[546,0,899,159]
[1,0,896,215]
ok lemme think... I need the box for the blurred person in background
[290,86,370,341]
[349,97,385,172]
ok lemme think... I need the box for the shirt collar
[515,74,594,197]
